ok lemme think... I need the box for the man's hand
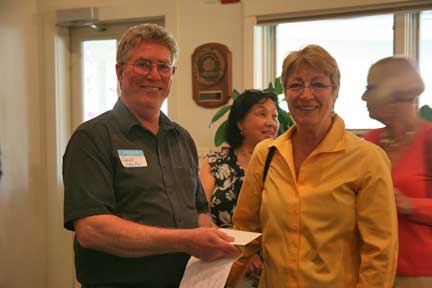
[184,227,239,261]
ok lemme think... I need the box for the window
[420,10,432,108]
[275,15,393,129]
[82,39,169,122]
[70,20,167,128]
[257,8,432,130]
[83,40,118,121]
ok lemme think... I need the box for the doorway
[70,19,165,129]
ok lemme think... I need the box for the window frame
[254,7,431,134]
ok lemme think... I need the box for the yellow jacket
[227,116,398,288]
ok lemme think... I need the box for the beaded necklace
[379,129,416,150]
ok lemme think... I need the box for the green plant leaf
[419,104,432,122]
[268,82,274,89]
[263,87,275,94]
[232,89,241,100]
[277,108,294,135]
[214,120,228,146]
[274,77,283,94]
[263,81,276,94]
[208,105,232,127]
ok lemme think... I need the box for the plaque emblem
[192,43,232,108]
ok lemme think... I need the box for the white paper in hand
[179,254,241,288]
[179,229,261,288]
[219,228,261,245]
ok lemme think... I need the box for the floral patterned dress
[207,148,245,227]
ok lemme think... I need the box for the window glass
[276,14,394,129]
[83,40,118,121]
[420,10,432,108]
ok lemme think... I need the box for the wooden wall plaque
[192,43,232,108]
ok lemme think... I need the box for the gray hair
[369,56,424,101]
[116,23,179,65]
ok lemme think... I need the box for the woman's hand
[245,253,263,280]
[394,188,414,215]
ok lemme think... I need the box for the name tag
[117,149,147,168]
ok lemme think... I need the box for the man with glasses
[63,24,237,288]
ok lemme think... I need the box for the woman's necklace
[379,129,416,150]
[235,147,253,170]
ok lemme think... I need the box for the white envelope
[219,228,261,245]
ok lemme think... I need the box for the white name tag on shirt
[117,149,147,168]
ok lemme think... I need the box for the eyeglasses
[124,59,175,76]
[286,82,334,95]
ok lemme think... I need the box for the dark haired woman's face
[237,99,279,146]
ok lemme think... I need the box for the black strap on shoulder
[263,146,276,183]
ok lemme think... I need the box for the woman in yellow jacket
[227,45,398,288]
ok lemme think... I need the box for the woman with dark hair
[200,90,279,226]
[199,89,279,285]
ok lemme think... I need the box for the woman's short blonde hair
[116,23,179,65]
[369,56,424,101]
[281,45,340,97]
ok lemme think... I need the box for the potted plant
[208,77,294,146]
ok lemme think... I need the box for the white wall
[0,0,426,287]
[0,0,47,287]
[175,0,243,154]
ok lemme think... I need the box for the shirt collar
[112,99,177,135]
[270,114,346,154]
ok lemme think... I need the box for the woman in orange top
[362,56,432,288]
